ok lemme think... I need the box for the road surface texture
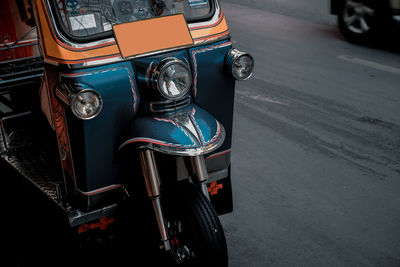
[219,0,400,266]
[3,0,400,266]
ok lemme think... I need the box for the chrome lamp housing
[225,49,255,80]
[152,58,192,100]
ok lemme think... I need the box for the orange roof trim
[34,0,230,65]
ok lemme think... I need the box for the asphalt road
[219,0,400,266]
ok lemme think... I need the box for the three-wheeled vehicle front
[0,0,254,265]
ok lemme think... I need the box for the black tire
[164,182,228,266]
[338,0,388,44]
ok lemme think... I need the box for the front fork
[188,155,211,200]
[139,149,210,251]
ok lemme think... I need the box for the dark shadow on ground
[2,163,173,267]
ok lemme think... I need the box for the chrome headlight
[71,90,103,120]
[152,58,192,100]
[226,49,255,80]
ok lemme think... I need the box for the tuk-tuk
[0,0,254,265]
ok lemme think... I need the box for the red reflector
[78,217,115,234]
[208,181,223,196]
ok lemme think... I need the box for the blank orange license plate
[113,14,194,58]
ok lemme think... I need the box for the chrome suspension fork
[139,149,170,251]
[189,155,210,200]
[139,151,210,251]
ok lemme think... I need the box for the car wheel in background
[338,0,388,44]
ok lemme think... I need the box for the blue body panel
[188,41,236,154]
[119,104,225,156]
[60,62,139,193]
[58,40,236,210]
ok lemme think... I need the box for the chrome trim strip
[76,184,123,196]
[119,124,225,157]
[206,149,232,160]
[81,55,124,67]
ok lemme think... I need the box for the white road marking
[236,91,288,105]
[338,55,400,75]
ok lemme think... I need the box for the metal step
[1,146,63,204]
[0,112,64,208]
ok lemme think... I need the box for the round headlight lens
[233,54,254,80]
[154,59,192,100]
[227,49,255,80]
[72,90,103,120]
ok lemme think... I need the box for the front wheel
[164,182,228,266]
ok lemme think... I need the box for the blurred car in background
[331,0,400,43]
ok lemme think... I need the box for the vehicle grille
[149,95,191,113]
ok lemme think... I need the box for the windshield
[52,0,212,39]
